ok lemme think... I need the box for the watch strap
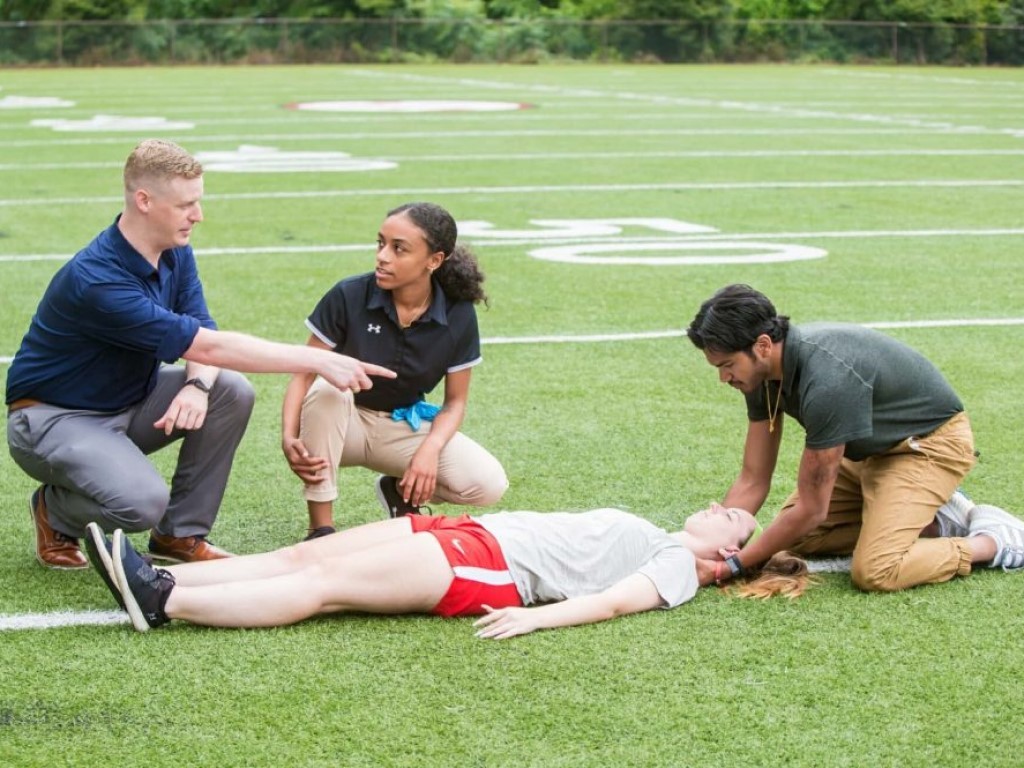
[184,377,211,394]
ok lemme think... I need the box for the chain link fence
[1,17,1022,67]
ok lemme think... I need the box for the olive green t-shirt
[745,323,963,461]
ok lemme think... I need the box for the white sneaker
[969,504,1024,571]
[934,488,974,538]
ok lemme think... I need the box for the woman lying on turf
[85,503,812,636]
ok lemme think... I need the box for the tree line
[3,0,1022,26]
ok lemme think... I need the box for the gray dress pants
[7,366,255,538]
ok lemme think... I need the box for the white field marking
[0,127,994,150]
[1,106,1010,129]
[2,320,1023,364]
[806,557,853,574]
[30,115,196,132]
[0,610,127,630]
[289,99,531,112]
[0,557,851,630]
[347,69,1024,139]
[821,68,1024,91]
[528,240,828,266]
[6,147,1024,173]
[0,95,75,109]
[460,218,718,239]
[5,227,1024,263]
[0,109,963,129]
[193,145,396,173]
[482,318,1024,345]
[2,179,1022,209]
[12,319,1012,363]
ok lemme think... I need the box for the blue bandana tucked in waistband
[391,401,441,431]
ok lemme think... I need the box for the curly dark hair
[387,202,488,306]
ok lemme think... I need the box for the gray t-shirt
[746,323,963,460]
[474,508,698,609]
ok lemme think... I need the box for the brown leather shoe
[29,487,88,570]
[147,531,233,563]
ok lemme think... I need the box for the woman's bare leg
[166,517,415,587]
[164,532,452,628]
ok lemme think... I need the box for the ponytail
[731,551,817,599]
[435,243,488,306]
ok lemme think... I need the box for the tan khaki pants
[299,377,508,506]
[784,411,977,591]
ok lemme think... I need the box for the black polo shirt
[305,272,482,412]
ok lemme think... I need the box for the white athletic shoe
[969,504,1024,571]
[934,488,974,538]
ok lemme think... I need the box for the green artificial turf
[1,63,1022,767]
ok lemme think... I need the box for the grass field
[1,63,1023,767]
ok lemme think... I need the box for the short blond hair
[123,139,203,192]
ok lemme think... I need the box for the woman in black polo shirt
[281,202,508,540]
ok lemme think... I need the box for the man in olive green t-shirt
[685,283,1024,591]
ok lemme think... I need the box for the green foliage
[2,0,1020,66]
[0,0,51,21]
[3,0,1023,23]
[53,0,134,20]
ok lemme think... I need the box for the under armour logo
[367,324,381,334]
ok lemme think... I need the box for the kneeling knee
[112,487,170,532]
[478,471,509,506]
[457,466,509,507]
[215,371,256,414]
[304,379,352,413]
[850,563,901,593]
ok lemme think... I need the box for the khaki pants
[299,377,508,507]
[784,411,977,592]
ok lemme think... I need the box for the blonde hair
[123,139,202,193]
[732,551,817,599]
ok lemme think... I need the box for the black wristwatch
[184,378,211,394]
[725,554,745,578]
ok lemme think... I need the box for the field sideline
[1,64,1022,767]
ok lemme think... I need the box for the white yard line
[0,609,128,630]
[3,147,1024,172]
[0,178,1021,208]
[4,225,1023,262]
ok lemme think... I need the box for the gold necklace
[399,292,432,329]
[765,380,783,433]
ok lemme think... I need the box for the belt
[7,398,42,414]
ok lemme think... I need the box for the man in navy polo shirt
[6,139,394,570]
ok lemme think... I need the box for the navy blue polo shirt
[305,272,481,412]
[5,218,215,411]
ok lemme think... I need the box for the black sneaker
[111,529,176,632]
[84,522,126,612]
[303,526,336,541]
[375,475,424,518]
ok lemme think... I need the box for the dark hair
[686,283,789,354]
[387,202,488,306]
